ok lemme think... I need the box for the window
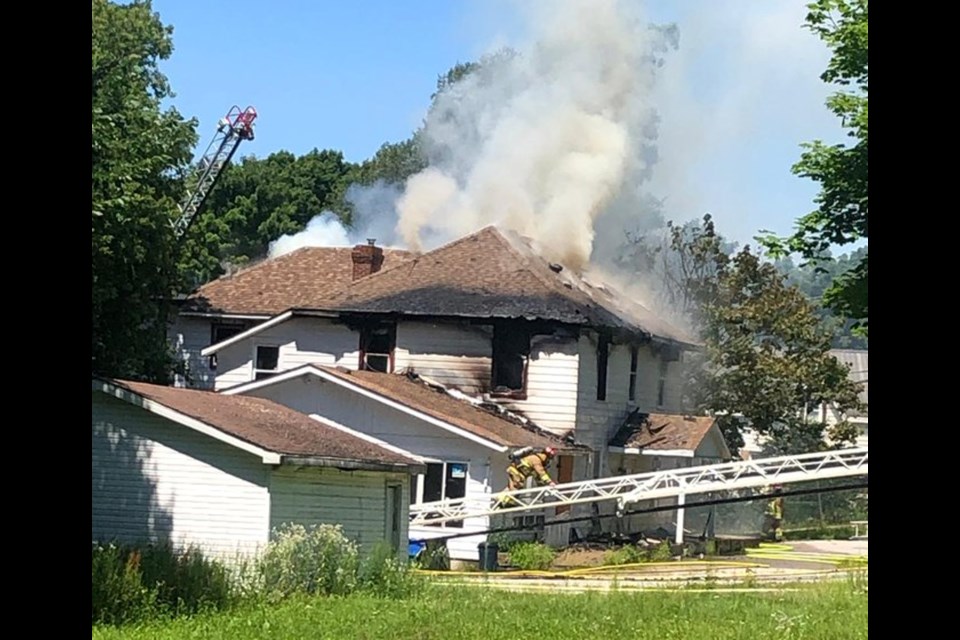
[657,359,668,407]
[412,461,468,528]
[628,346,639,403]
[491,323,531,396]
[596,334,611,401]
[254,345,280,380]
[359,323,396,373]
[208,322,248,370]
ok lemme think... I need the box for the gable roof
[609,410,732,459]
[220,364,586,454]
[93,376,423,472]
[829,349,868,416]
[179,246,413,316]
[324,226,697,347]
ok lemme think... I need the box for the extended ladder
[173,105,257,239]
[409,447,867,527]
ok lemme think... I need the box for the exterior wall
[395,321,581,435]
[168,316,218,390]
[214,318,360,390]
[395,321,492,393]
[269,466,411,558]
[243,377,505,562]
[92,392,271,559]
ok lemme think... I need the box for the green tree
[92,0,197,381]
[759,0,868,335]
[633,216,864,455]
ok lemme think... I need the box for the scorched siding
[394,321,492,393]
[269,466,410,556]
[502,333,579,435]
[91,393,270,559]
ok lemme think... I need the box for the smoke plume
[396,0,676,271]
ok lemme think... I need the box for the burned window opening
[359,322,396,373]
[491,323,532,396]
[208,321,249,370]
[628,345,639,403]
[596,333,611,401]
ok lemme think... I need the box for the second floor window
[359,323,396,373]
[254,345,279,380]
[629,346,639,403]
[657,359,668,408]
[491,323,531,396]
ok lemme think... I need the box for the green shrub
[258,523,360,601]
[358,542,424,599]
[508,542,556,571]
[603,545,647,566]
[92,541,233,625]
[649,541,673,562]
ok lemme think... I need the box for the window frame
[628,345,639,404]
[358,322,397,373]
[490,323,532,399]
[252,343,281,381]
[411,460,469,529]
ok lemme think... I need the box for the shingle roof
[94,376,420,467]
[180,246,413,315]
[324,226,697,346]
[609,410,720,453]
[311,366,586,452]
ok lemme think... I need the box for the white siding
[168,316,217,390]
[269,466,410,558]
[244,376,505,561]
[502,334,579,435]
[92,393,271,560]
[395,321,492,393]
[214,318,360,390]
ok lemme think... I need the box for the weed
[603,545,647,566]
[649,541,673,562]
[507,541,556,570]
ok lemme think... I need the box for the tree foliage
[92,0,197,381]
[632,215,865,455]
[759,0,868,335]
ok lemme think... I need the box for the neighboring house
[217,363,586,560]
[821,349,867,448]
[167,225,732,558]
[92,376,424,561]
[169,242,412,389]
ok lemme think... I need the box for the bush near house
[507,541,557,570]
[93,523,421,627]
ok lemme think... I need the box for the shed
[92,376,424,560]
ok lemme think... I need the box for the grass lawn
[93,574,866,640]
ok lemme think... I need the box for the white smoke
[393,0,677,271]
[267,181,406,258]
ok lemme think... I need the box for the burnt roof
[94,376,421,468]
[311,366,586,452]
[324,226,697,347]
[609,410,720,453]
[180,246,414,316]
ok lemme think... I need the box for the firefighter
[496,447,558,508]
[763,484,785,542]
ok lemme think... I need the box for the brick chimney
[351,239,384,280]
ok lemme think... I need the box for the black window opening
[360,323,396,373]
[628,345,639,402]
[418,462,468,529]
[657,359,668,407]
[596,334,611,401]
[208,322,248,370]
[254,345,280,380]
[491,323,532,396]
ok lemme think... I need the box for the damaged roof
[609,410,728,457]
[324,226,698,347]
[93,376,422,469]
[310,365,585,452]
[179,246,413,315]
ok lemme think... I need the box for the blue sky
[152,0,862,255]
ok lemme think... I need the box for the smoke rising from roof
[395,0,676,271]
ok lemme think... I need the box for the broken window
[414,461,468,529]
[596,333,611,401]
[254,345,279,380]
[628,345,639,403]
[491,323,531,395]
[208,321,249,370]
[359,323,396,373]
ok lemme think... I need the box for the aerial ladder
[172,105,258,238]
[409,446,868,531]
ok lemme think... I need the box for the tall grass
[92,524,421,627]
[92,576,868,640]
